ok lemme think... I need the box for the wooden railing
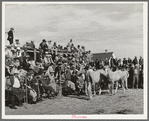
[5,45,80,61]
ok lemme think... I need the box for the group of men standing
[94,56,143,89]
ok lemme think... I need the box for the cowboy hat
[42,39,46,42]
[10,27,14,30]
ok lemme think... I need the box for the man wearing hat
[39,39,48,55]
[44,52,53,66]
[47,40,53,53]
[132,64,139,89]
[45,66,58,96]
[9,69,25,109]
[21,53,30,72]
[132,56,138,66]
[13,39,20,49]
[65,66,76,93]
[30,40,35,48]
[27,69,44,101]
[7,28,14,45]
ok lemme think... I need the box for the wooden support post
[34,48,36,61]
[58,66,62,98]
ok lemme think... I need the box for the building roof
[92,52,114,61]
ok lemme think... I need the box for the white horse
[105,67,127,95]
[86,68,107,99]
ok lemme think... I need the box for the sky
[4,3,144,59]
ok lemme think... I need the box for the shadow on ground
[67,95,89,100]
[115,109,133,114]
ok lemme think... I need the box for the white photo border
[2,1,148,119]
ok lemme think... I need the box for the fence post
[58,66,62,98]
[34,48,36,61]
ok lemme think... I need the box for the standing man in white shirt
[9,70,25,109]
[47,40,53,53]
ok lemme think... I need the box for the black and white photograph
[2,1,148,119]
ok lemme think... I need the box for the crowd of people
[5,28,144,109]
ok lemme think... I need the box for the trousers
[133,75,139,89]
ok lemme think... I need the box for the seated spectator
[23,42,31,48]
[65,66,76,92]
[16,47,21,58]
[21,54,30,72]
[45,66,58,96]
[5,47,14,59]
[28,57,36,70]
[40,75,57,98]
[13,39,20,49]
[26,70,43,100]
[43,52,54,69]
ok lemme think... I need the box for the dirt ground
[5,89,143,115]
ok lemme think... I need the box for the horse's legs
[114,81,118,94]
[121,79,125,93]
[111,82,114,95]
[99,86,102,95]
[92,84,96,96]
[125,78,128,90]
[108,83,113,95]
[108,84,111,94]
